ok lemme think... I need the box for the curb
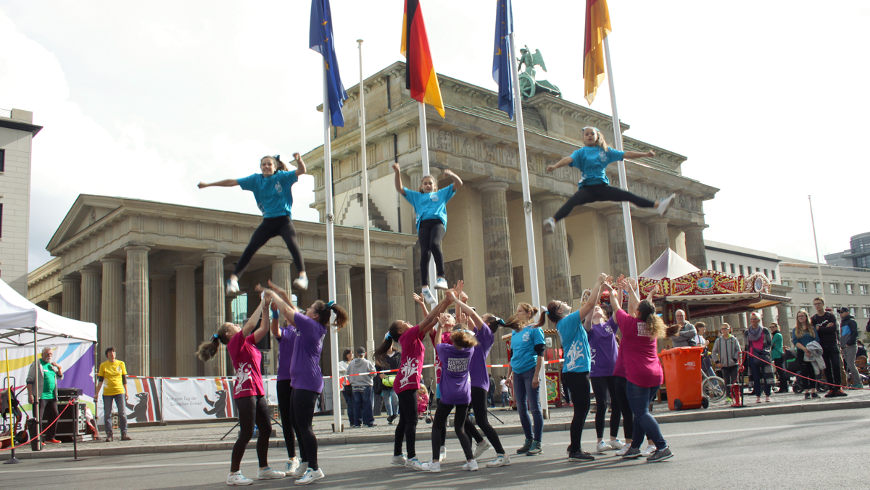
[9,398,870,460]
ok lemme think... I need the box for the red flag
[401,0,445,117]
[584,0,612,105]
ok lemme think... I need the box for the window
[782,280,790,287]
[710,261,716,271]
[786,305,793,318]
[0,148,5,172]
[570,275,583,299]
[513,266,525,294]
[739,265,745,275]
[830,283,839,294]
[798,281,808,293]
[849,307,856,316]
[720,261,726,271]
[763,268,769,277]
[845,283,854,295]
[863,307,870,318]
[0,203,2,238]
[814,282,822,294]
[771,270,776,281]
[860,284,869,295]
[730,263,735,274]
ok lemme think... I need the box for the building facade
[0,108,41,295]
[825,232,870,269]
[779,261,870,334]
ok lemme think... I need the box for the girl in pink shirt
[197,295,284,485]
[605,278,673,463]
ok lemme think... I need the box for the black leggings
[394,389,419,458]
[562,372,591,453]
[231,395,270,472]
[276,379,296,459]
[418,219,446,285]
[591,375,623,439]
[553,184,655,222]
[291,388,320,470]
[38,399,59,440]
[612,376,634,441]
[432,401,473,461]
[471,387,505,454]
[821,345,842,388]
[235,216,305,277]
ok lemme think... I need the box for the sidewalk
[7,387,870,460]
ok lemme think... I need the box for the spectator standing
[743,313,774,403]
[769,323,788,393]
[499,376,510,407]
[376,341,401,424]
[669,310,697,347]
[347,346,376,427]
[712,324,741,397]
[95,347,130,442]
[26,347,63,444]
[811,298,847,397]
[837,307,861,389]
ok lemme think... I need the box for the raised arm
[241,300,266,336]
[413,292,429,317]
[579,273,608,320]
[453,296,483,329]
[442,168,463,190]
[270,303,282,339]
[546,156,573,173]
[292,152,306,176]
[419,289,456,335]
[260,288,301,326]
[392,163,406,196]
[623,149,655,159]
[197,178,238,189]
[250,296,270,344]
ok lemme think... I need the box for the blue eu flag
[310,0,347,127]
[492,0,514,119]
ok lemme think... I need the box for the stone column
[80,266,101,325]
[150,274,173,377]
[480,182,516,366]
[648,218,670,262]
[776,302,792,348]
[684,224,708,270]
[175,265,197,376]
[47,298,62,314]
[202,253,227,376]
[335,264,354,351]
[605,210,630,277]
[61,275,81,319]
[762,307,775,330]
[386,269,406,324]
[270,260,293,374]
[724,314,741,332]
[538,197,572,303]
[101,258,125,360]
[125,245,150,376]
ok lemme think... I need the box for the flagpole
[602,37,638,279]
[808,195,826,300]
[507,30,547,419]
[322,70,342,433]
[358,39,375,357]
[418,102,438,293]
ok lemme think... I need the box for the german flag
[583,0,611,105]
[401,0,445,118]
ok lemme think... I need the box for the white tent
[640,248,700,280]
[0,278,97,346]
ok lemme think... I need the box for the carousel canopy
[640,248,699,280]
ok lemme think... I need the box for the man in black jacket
[838,307,861,389]
[811,298,846,397]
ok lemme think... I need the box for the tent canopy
[0,278,97,346]
[640,248,699,280]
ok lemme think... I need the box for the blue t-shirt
[510,325,545,374]
[557,311,591,374]
[570,146,625,187]
[402,184,456,232]
[237,170,299,218]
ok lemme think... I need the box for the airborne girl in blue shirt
[542,127,676,233]
[198,153,309,294]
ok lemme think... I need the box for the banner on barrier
[161,378,236,422]
[0,342,95,413]
[123,377,162,423]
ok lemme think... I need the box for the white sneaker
[462,459,479,471]
[294,467,324,485]
[226,472,253,486]
[609,439,625,450]
[434,277,448,290]
[486,453,511,467]
[391,454,407,466]
[596,440,610,453]
[656,193,676,216]
[615,445,630,456]
[405,457,424,471]
[543,217,555,234]
[641,444,657,457]
[226,277,240,295]
[422,287,437,309]
[257,467,285,480]
[292,461,309,478]
[473,439,491,459]
[292,275,309,291]
[439,445,447,462]
[284,457,300,474]
[421,461,441,472]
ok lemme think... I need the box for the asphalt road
[2,408,867,489]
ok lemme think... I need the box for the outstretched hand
[197,182,207,189]
[413,293,425,305]
[545,164,556,173]
[392,163,401,172]
[293,152,301,162]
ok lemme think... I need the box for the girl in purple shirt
[265,288,349,485]
[266,280,301,475]
[196,296,284,486]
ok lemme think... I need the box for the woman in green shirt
[770,323,787,393]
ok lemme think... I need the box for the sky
[1,0,868,271]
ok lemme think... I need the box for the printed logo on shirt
[522,331,530,342]
[398,358,419,388]
[447,357,469,372]
[234,362,253,396]
[637,321,651,337]
[565,342,586,370]
[590,347,597,366]
[598,149,608,163]
[429,193,439,202]
[274,181,283,194]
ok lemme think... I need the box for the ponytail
[637,300,666,339]
[484,314,506,332]
[196,323,234,362]
[507,303,539,331]
[311,300,349,329]
[375,321,403,365]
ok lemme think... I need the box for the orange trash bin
[659,346,705,411]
